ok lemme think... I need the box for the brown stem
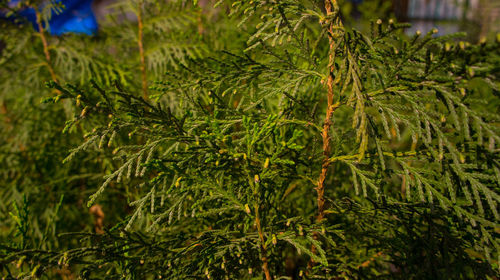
[34,8,58,83]
[137,0,148,100]
[316,0,340,225]
[1,101,10,123]
[309,0,341,270]
[89,204,105,234]
[254,202,272,280]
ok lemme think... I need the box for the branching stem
[309,0,342,270]
[316,0,341,225]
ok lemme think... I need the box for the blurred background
[393,0,499,38]
[3,0,499,41]
[90,0,500,40]
[340,0,500,40]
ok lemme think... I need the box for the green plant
[1,0,499,279]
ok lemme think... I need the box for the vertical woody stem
[316,0,339,224]
[309,1,341,270]
[137,0,148,99]
[34,8,58,83]
[255,202,272,280]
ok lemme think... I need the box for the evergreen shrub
[1,0,499,279]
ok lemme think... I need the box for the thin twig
[34,7,58,84]
[254,201,272,280]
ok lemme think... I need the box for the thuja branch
[137,0,148,99]
[34,6,57,83]
[308,0,343,270]
[316,0,342,224]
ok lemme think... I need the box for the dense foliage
[1,0,499,279]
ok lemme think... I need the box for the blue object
[3,0,97,35]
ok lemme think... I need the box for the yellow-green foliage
[1,1,499,279]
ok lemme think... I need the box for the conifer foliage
[1,0,499,279]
